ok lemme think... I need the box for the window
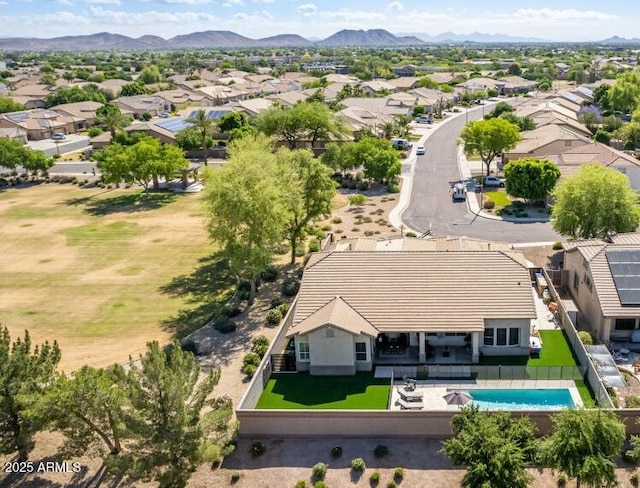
[509,328,520,346]
[496,328,507,346]
[484,328,494,346]
[298,342,310,360]
[355,342,367,361]
[583,275,593,292]
[615,318,636,331]
[573,272,579,290]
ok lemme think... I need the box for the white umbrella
[443,390,473,406]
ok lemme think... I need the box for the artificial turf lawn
[479,330,578,367]
[256,372,390,409]
[485,191,511,207]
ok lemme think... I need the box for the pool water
[464,388,575,410]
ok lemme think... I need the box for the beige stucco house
[285,238,536,375]
[562,233,640,344]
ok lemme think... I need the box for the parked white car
[416,145,425,155]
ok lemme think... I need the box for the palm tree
[186,109,214,166]
[96,104,127,139]
[381,121,395,139]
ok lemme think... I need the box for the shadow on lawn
[64,191,179,216]
[158,253,236,338]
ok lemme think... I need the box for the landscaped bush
[552,241,563,250]
[243,352,261,368]
[512,200,525,209]
[222,305,242,318]
[270,298,284,309]
[251,335,270,358]
[387,184,400,193]
[631,471,639,487]
[331,445,342,458]
[214,316,236,333]
[393,467,404,482]
[260,266,278,282]
[313,482,326,488]
[405,231,417,238]
[386,481,396,488]
[374,444,389,458]
[237,280,252,301]
[369,472,380,485]
[266,308,283,325]
[321,224,332,231]
[520,212,529,217]
[230,472,240,484]
[282,279,300,297]
[364,230,375,237]
[350,457,366,472]
[483,198,495,210]
[349,194,368,206]
[295,481,307,488]
[250,441,265,457]
[557,473,567,486]
[627,396,640,408]
[351,227,360,232]
[278,302,290,316]
[309,240,321,253]
[272,244,289,255]
[295,247,306,257]
[331,216,342,224]
[348,180,358,190]
[578,330,594,345]
[495,209,503,216]
[312,462,328,480]
[241,363,257,378]
[357,181,370,191]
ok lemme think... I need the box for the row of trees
[0,326,233,488]
[443,405,626,488]
[0,137,54,176]
[203,135,336,301]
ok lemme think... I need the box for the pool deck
[390,379,583,411]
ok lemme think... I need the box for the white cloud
[387,1,403,11]
[506,7,618,23]
[296,3,316,17]
[222,0,243,6]
[55,0,73,5]
[232,9,272,21]
[87,6,216,25]
[163,0,213,4]
[84,0,121,5]
[252,0,274,3]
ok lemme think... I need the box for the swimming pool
[464,389,575,410]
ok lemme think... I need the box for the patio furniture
[443,390,473,406]
[396,398,424,410]
[399,388,423,402]
[614,348,630,363]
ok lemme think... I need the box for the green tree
[609,72,640,114]
[278,149,336,264]
[45,86,107,108]
[500,112,537,131]
[418,76,439,89]
[460,118,522,176]
[22,149,54,179]
[138,65,163,84]
[487,101,515,119]
[96,103,128,138]
[319,142,342,171]
[551,164,640,238]
[255,101,349,149]
[119,82,147,97]
[0,326,61,461]
[41,366,128,477]
[122,341,232,488]
[186,109,214,166]
[619,121,640,149]
[217,111,248,133]
[507,62,522,76]
[343,137,401,183]
[0,96,26,113]
[503,158,561,204]
[441,405,535,488]
[202,135,287,305]
[540,409,625,488]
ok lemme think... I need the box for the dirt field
[0,183,221,371]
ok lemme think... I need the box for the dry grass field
[0,183,234,372]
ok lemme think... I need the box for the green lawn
[484,191,511,207]
[479,330,578,367]
[256,372,391,409]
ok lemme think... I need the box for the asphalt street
[401,105,561,244]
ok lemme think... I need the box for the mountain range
[0,29,638,51]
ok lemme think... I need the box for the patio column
[472,332,480,363]
[418,332,426,363]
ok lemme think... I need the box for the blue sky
[0,0,636,41]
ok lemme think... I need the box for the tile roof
[289,251,536,334]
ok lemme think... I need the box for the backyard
[0,184,235,371]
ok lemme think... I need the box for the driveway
[401,104,561,244]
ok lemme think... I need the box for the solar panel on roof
[186,110,231,120]
[606,250,640,306]
[155,117,192,133]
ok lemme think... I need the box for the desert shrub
[295,481,307,488]
[321,224,332,231]
[278,302,290,316]
[557,473,567,486]
[512,200,525,209]
[331,445,342,458]
[362,216,372,223]
[331,216,342,224]
[627,396,640,408]
[503,208,512,215]
[340,180,349,188]
[348,180,358,190]
[552,241,563,250]
[355,171,365,181]
[222,305,242,318]
[335,229,343,234]
[313,482,326,488]
[520,212,529,217]
[260,266,278,282]
[214,316,236,333]
[309,240,321,253]
[250,441,265,457]
[357,181,370,191]
[272,243,289,255]
[87,126,103,137]
[370,472,380,485]
[243,353,261,368]
[631,471,639,487]
[266,308,283,325]
[295,247,306,257]
[387,183,400,193]
[386,482,396,488]
[405,231,417,237]
[364,230,374,237]
[315,230,326,239]
[374,444,389,458]
[241,363,257,378]
[230,472,240,484]
[270,298,284,309]
[312,462,328,480]
[483,198,495,209]
[350,457,366,472]
[393,467,404,482]
[351,227,360,232]
[251,335,270,358]
[282,279,300,297]
[578,330,594,345]
[495,209,503,216]
[349,194,368,206]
